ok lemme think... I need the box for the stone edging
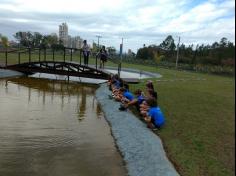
[95,84,179,176]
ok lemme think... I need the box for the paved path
[0,69,23,78]
[96,84,179,176]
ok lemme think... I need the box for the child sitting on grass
[143,98,165,129]
[122,89,145,111]
[139,89,158,116]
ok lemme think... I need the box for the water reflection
[78,86,86,120]
[7,77,98,113]
[0,77,126,176]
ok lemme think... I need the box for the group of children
[107,74,165,130]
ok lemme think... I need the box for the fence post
[5,51,8,67]
[96,54,98,70]
[18,52,20,64]
[28,48,31,63]
[118,62,121,77]
[52,48,55,69]
[70,48,72,61]
[63,47,66,62]
[39,48,41,62]
[79,49,82,65]
[44,48,46,61]
[52,48,55,62]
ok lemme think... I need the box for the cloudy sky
[0,0,235,52]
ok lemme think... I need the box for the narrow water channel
[0,77,126,176]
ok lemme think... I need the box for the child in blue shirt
[144,98,165,129]
[122,89,145,111]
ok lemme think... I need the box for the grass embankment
[0,53,234,175]
[120,63,234,176]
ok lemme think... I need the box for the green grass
[126,65,235,176]
[0,52,235,175]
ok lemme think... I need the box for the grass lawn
[121,63,235,176]
[0,52,234,175]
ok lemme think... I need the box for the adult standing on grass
[82,40,90,66]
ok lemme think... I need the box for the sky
[0,0,235,53]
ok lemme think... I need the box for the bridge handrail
[1,47,122,78]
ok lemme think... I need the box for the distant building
[58,23,83,49]
[127,49,132,55]
[71,36,83,49]
[59,23,69,47]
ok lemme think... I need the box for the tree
[41,34,58,48]
[212,42,219,49]
[32,32,43,47]
[136,47,154,60]
[159,35,176,51]
[14,31,34,47]
[220,37,228,48]
[0,35,9,48]
[107,46,116,56]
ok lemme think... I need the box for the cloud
[0,0,235,52]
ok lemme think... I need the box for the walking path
[96,84,179,176]
[0,69,23,78]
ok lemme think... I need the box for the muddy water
[0,77,126,176]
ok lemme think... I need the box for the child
[143,98,165,129]
[123,89,145,111]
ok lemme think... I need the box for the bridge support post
[44,48,46,61]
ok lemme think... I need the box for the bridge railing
[0,47,84,66]
[0,47,122,77]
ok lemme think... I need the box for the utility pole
[95,35,102,51]
[176,36,180,69]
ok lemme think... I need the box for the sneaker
[119,105,127,111]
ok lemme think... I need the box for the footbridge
[0,47,122,80]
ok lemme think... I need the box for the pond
[0,77,126,176]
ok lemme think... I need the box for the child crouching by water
[143,98,165,129]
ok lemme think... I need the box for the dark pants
[83,52,89,66]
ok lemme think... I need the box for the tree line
[136,35,235,67]
[13,31,64,50]
[1,31,118,55]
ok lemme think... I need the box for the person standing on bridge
[97,46,108,69]
[82,40,90,66]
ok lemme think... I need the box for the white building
[59,23,83,49]
[59,23,69,47]
[71,36,83,49]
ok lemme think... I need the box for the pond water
[0,77,126,176]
